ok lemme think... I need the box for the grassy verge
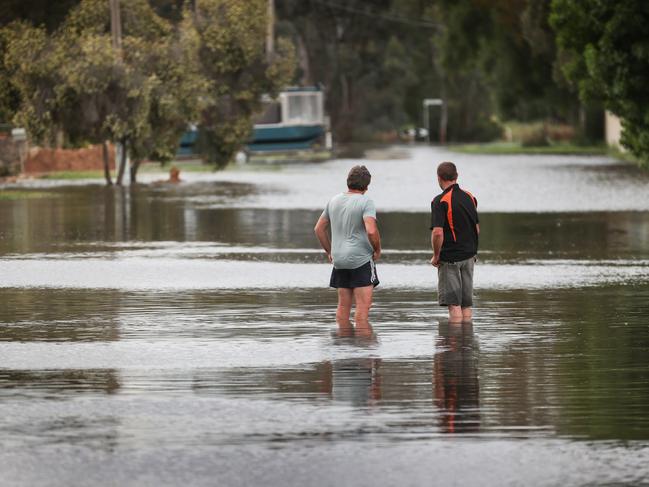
[606,147,648,166]
[34,161,215,180]
[38,170,105,179]
[450,142,609,156]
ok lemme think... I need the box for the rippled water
[1,146,649,486]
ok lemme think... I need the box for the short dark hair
[437,161,457,181]
[347,165,371,191]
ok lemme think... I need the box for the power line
[307,0,442,30]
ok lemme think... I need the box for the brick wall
[23,144,115,174]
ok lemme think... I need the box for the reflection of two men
[433,321,480,433]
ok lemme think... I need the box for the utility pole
[109,0,122,52]
[266,0,274,59]
[109,0,129,185]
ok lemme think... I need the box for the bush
[505,121,577,147]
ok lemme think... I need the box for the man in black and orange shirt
[430,162,479,322]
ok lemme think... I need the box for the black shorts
[330,261,379,289]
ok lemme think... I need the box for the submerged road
[1,146,649,486]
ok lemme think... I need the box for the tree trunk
[116,139,127,186]
[102,141,113,186]
[130,159,142,184]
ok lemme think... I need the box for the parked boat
[248,86,331,156]
[176,87,332,162]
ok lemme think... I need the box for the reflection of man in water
[314,166,382,336]
[433,321,480,433]
[430,162,480,322]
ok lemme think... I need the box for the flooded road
[1,146,649,486]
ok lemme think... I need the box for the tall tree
[191,0,295,167]
[551,0,649,164]
[3,0,169,184]
[3,0,290,181]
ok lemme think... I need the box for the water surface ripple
[1,147,649,486]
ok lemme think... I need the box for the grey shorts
[437,257,475,307]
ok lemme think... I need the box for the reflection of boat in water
[177,87,332,162]
[433,321,480,433]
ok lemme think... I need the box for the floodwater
[1,146,649,486]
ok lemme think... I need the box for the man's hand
[314,216,332,260]
[364,216,381,264]
[327,252,333,263]
[431,228,443,268]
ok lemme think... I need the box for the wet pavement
[1,146,649,486]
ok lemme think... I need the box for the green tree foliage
[0,0,81,125]
[191,0,295,167]
[277,0,418,142]
[0,0,81,32]
[2,0,294,181]
[0,31,21,125]
[2,0,168,183]
[551,0,649,165]
[276,0,576,142]
[429,0,501,141]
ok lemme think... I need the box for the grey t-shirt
[321,193,377,269]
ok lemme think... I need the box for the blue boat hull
[176,124,326,156]
[248,124,325,152]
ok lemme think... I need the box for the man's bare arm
[364,216,381,261]
[476,223,480,235]
[314,217,332,262]
[431,227,444,267]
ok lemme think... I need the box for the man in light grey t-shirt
[314,165,381,336]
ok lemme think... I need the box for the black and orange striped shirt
[431,184,479,262]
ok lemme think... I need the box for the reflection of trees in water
[5,183,649,257]
[433,321,480,433]
[0,369,120,396]
[480,212,649,260]
[0,289,122,342]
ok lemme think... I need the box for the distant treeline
[275,0,587,143]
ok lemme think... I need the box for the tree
[3,0,295,180]
[0,0,81,126]
[2,3,161,184]
[276,0,405,142]
[551,0,649,164]
[0,31,21,124]
[428,0,502,141]
[191,0,295,168]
